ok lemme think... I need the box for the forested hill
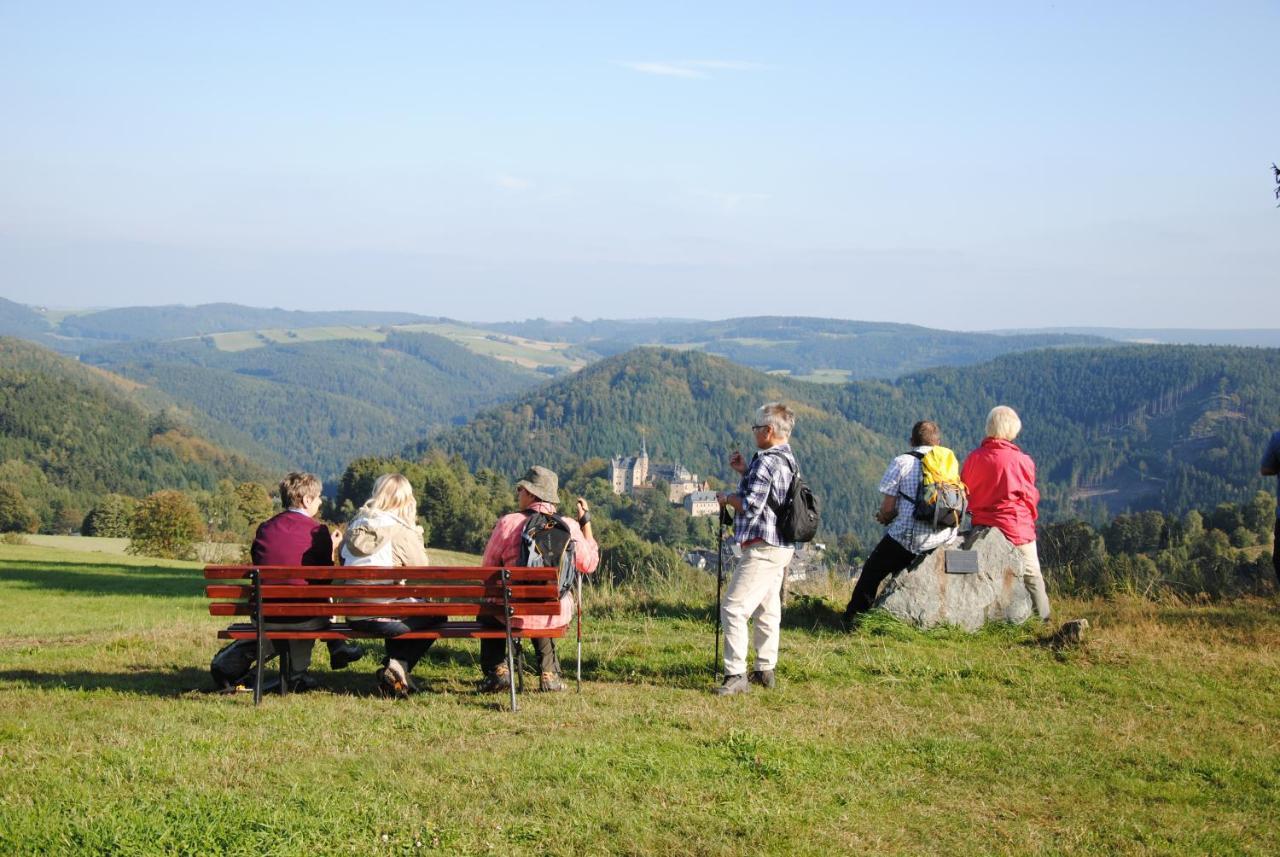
[415,347,897,542]
[0,338,268,530]
[418,345,1280,546]
[79,330,542,478]
[830,345,1280,524]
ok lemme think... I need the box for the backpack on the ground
[905,447,967,529]
[763,451,820,543]
[519,510,577,596]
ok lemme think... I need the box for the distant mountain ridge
[479,315,1115,380]
[991,327,1280,348]
[57,302,439,342]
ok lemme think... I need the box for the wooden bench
[204,564,577,711]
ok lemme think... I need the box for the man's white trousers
[721,543,794,676]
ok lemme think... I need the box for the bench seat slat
[216,624,565,641]
[208,603,561,617]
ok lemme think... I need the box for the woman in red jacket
[960,406,1052,622]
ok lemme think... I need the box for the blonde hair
[279,472,322,508]
[985,405,1023,441]
[366,473,418,523]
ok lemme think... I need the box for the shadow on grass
[0,560,202,599]
[593,596,847,633]
[0,666,213,697]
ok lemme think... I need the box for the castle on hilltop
[610,440,710,506]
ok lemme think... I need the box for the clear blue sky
[1,2,1276,328]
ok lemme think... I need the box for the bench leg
[279,646,290,697]
[505,628,518,713]
[252,570,264,706]
[516,643,525,693]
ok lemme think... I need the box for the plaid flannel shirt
[733,443,797,548]
[880,446,956,554]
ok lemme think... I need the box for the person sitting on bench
[210,471,363,692]
[476,465,598,693]
[339,473,438,699]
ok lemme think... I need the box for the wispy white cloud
[619,60,766,79]
[492,174,533,191]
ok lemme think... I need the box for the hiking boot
[478,662,511,694]
[539,671,566,692]
[748,669,776,689]
[329,642,364,670]
[210,664,249,693]
[376,661,411,699]
[261,672,321,694]
[713,673,750,696]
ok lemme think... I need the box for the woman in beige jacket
[340,473,436,698]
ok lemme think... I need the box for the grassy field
[1,544,1277,855]
[207,326,389,352]
[394,323,587,372]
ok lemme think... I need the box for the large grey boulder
[872,527,1034,630]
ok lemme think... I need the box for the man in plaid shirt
[843,419,958,623]
[714,402,800,695]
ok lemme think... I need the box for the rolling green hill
[0,338,268,531]
[418,345,1280,547]
[80,330,543,478]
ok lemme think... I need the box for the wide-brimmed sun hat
[516,465,559,504]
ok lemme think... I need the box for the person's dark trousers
[844,535,918,619]
[211,617,328,685]
[480,635,559,675]
[1273,519,1279,587]
[348,617,443,673]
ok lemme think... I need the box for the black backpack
[519,510,577,596]
[763,451,820,543]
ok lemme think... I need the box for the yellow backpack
[907,447,968,528]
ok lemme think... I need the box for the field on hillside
[1,544,1277,855]
[395,322,587,371]
[208,326,388,351]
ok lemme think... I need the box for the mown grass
[1,545,1277,855]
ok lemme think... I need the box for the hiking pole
[576,571,583,692]
[713,505,730,679]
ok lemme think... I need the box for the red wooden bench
[204,564,576,711]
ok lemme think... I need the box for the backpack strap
[760,449,799,515]
[899,450,926,500]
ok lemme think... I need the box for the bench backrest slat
[204,566,554,582]
[209,603,560,618]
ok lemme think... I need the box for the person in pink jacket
[477,465,599,693]
[961,405,1052,622]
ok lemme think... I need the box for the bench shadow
[0,667,213,697]
[0,560,202,599]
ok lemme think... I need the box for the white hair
[985,405,1022,441]
[757,402,795,440]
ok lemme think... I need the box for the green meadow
[1,543,1277,855]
